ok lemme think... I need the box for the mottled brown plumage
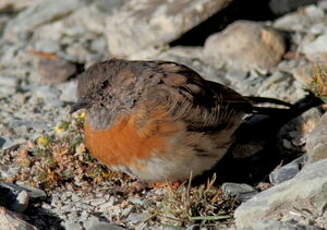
[73,59,269,181]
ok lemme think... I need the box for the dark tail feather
[247,93,324,116]
[245,96,292,107]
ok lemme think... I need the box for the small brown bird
[72,59,290,182]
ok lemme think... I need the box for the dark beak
[70,99,89,113]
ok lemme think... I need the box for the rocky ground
[0,0,327,229]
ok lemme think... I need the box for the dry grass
[145,174,238,228]
[310,64,327,103]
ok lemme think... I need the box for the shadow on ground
[194,93,324,185]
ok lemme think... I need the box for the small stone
[126,213,144,225]
[38,58,78,84]
[204,20,286,71]
[12,190,29,213]
[225,69,248,84]
[121,207,133,217]
[84,216,125,230]
[282,139,292,149]
[0,165,20,180]
[58,80,78,102]
[0,136,16,150]
[221,183,257,202]
[269,155,306,185]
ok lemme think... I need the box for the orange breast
[84,112,182,169]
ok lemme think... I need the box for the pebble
[12,190,29,213]
[282,139,292,149]
[126,213,144,225]
[0,165,20,180]
[84,216,125,230]
[225,69,248,84]
[0,182,29,213]
[37,57,78,84]
[221,183,258,202]
[269,155,306,185]
[58,80,78,102]
[0,136,16,150]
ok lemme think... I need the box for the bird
[71,59,292,182]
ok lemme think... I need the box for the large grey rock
[306,112,327,163]
[0,207,39,230]
[204,20,286,71]
[4,0,88,41]
[234,220,323,230]
[234,159,327,228]
[105,0,234,57]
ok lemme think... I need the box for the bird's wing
[139,61,252,132]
